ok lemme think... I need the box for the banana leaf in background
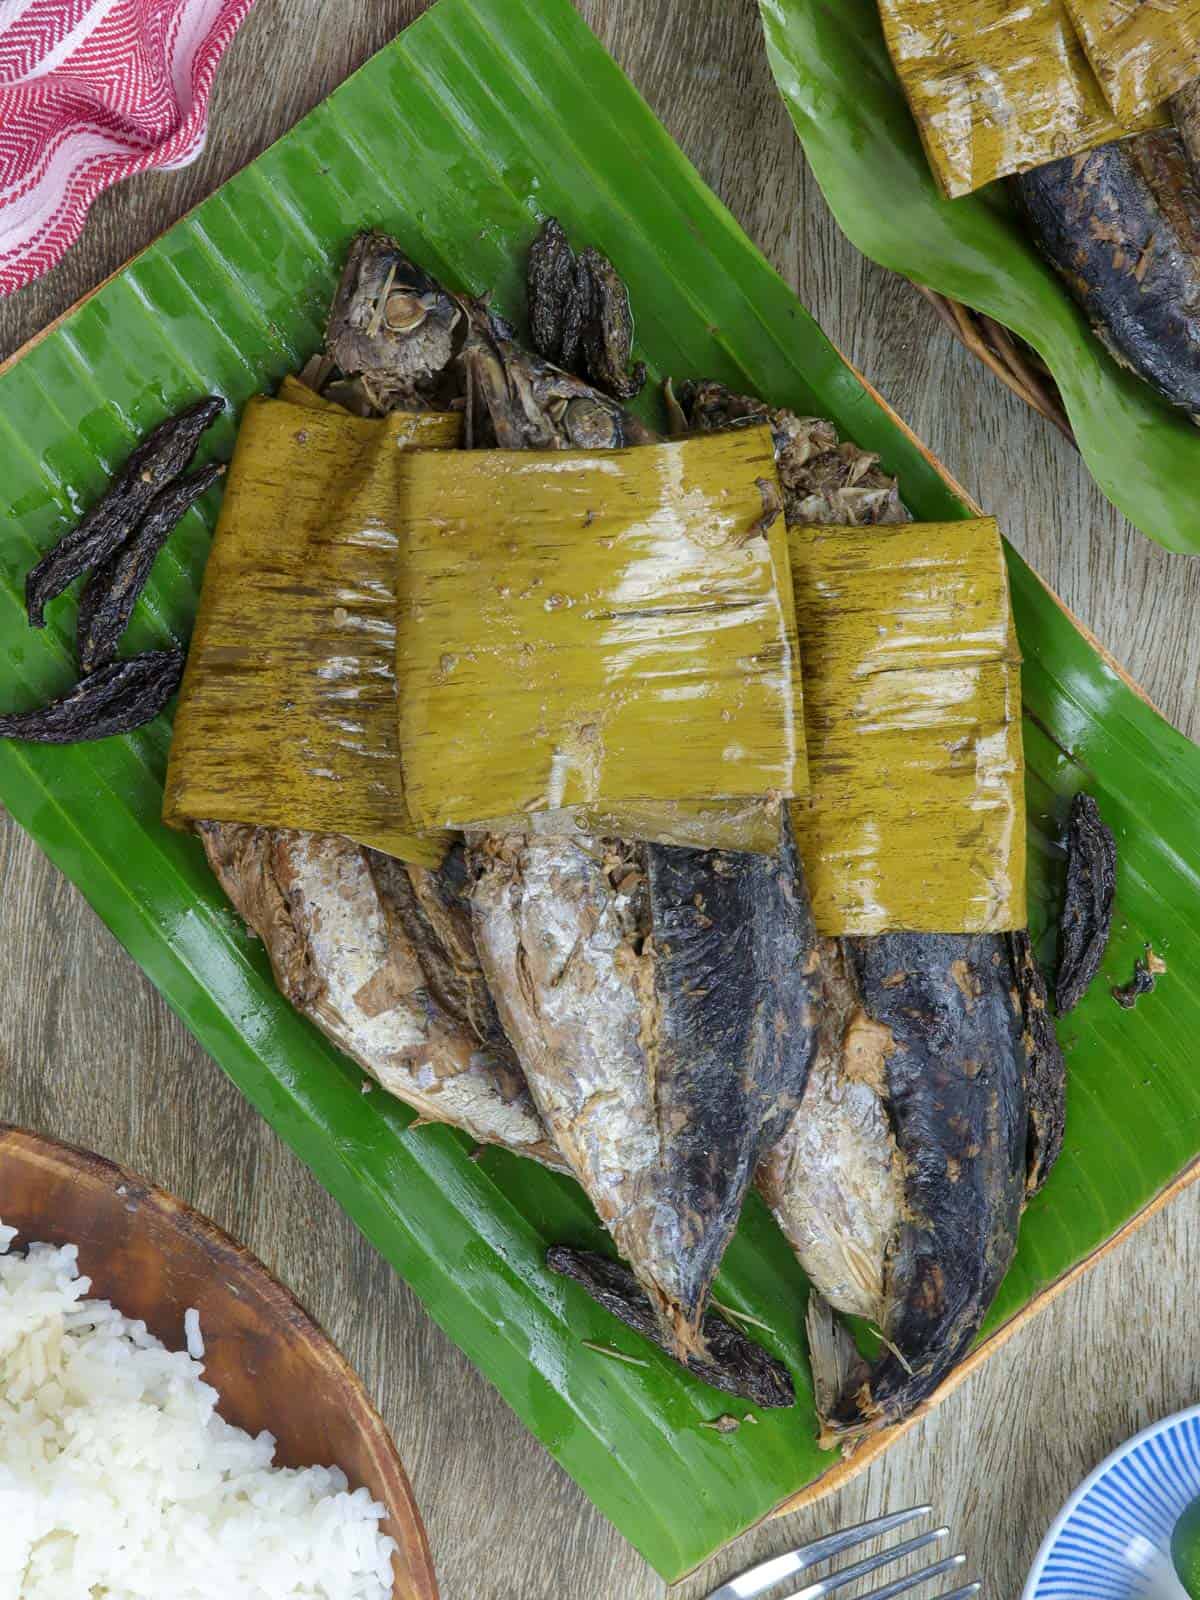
[757,0,1200,556]
[0,0,1198,1580]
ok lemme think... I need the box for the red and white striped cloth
[0,0,257,295]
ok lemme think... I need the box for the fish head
[326,231,465,397]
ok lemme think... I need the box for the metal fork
[703,1506,981,1600]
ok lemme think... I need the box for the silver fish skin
[755,939,903,1324]
[198,823,565,1170]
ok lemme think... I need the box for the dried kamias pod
[547,1246,795,1408]
[77,462,223,673]
[1056,792,1118,1014]
[527,218,646,399]
[0,650,184,743]
[25,396,223,627]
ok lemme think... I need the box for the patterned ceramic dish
[1024,1406,1200,1599]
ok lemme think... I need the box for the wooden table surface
[1,3,1197,1596]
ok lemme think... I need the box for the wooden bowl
[0,1123,438,1600]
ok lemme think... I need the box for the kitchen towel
[0,0,256,295]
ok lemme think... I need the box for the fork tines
[704,1505,981,1600]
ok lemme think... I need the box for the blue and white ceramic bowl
[1024,1406,1200,1599]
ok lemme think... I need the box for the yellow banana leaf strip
[393,425,805,831]
[789,517,1026,935]
[164,392,460,864]
[466,795,786,853]
[877,0,1166,197]
[1065,0,1200,121]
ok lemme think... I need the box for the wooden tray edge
[767,1151,1200,1523]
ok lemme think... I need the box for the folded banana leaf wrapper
[169,397,1022,925]
[1,0,1198,1579]
[758,0,1200,554]
[164,389,459,863]
[790,517,1025,935]
[876,0,1165,198]
[1065,0,1200,121]
[393,427,805,829]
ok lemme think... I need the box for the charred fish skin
[822,933,1028,1440]
[198,823,565,1170]
[642,828,825,1331]
[1014,131,1200,415]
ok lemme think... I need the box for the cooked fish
[459,295,651,450]
[198,233,566,1169]
[470,825,823,1358]
[1014,129,1200,416]
[457,305,823,1357]
[199,823,564,1168]
[818,934,1027,1442]
[325,231,465,412]
[685,381,1055,1441]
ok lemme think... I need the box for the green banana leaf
[0,0,1197,1579]
[758,0,1200,557]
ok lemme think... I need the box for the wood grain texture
[0,3,1196,1598]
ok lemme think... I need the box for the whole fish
[471,825,823,1357]
[198,234,565,1168]
[459,273,822,1358]
[684,382,1065,1440]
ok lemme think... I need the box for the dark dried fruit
[1056,793,1118,1014]
[524,219,646,400]
[527,217,585,368]
[576,245,647,401]
[546,1245,795,1408]
[25,397,224,628]
[77,462,224,673]
[1009,929,1066,1197]
[1112,946,1168,1010]
[0,650,184,743]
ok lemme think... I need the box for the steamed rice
[0,1221,397,1599]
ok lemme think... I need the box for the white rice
[0,1220,397,1599]
[184,1306,205,1360]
